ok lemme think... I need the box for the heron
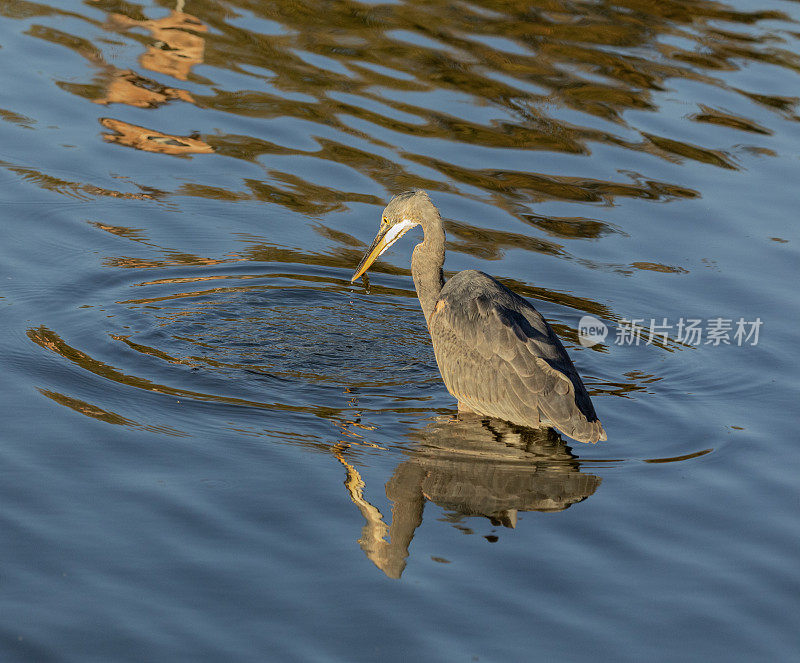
[351,190,606,444]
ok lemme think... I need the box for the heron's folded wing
[430,289,603,442]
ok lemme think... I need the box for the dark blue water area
[2,0,800,661]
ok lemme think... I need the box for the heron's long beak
[350,220,416,282]
[351,228,390,282]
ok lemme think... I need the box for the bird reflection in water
[334,415,600,579]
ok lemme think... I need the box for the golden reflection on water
[106,2,207,82]
[37,388,190,437]
[100,118,213,155]
[93,70,193,109]
[27,324,323,413]
[0,159,160,201]
[12,0,796,222]
[49,0,210,151]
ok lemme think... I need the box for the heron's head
[351,190,436,282]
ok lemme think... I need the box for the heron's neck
[411,209,445,325]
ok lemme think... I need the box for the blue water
[1,0,799,660]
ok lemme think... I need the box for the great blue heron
[351,190,606,444]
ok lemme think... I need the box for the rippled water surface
[2,0,799,660]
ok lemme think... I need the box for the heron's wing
[428,271,605,444]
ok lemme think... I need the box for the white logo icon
[578,315,608,347]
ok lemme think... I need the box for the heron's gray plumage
[428,270,605,444]
[352,190,606,444]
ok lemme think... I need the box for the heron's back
[427,270,605,444]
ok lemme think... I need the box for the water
[1,0,799,660]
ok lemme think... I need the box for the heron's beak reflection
[351,220,416,282]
